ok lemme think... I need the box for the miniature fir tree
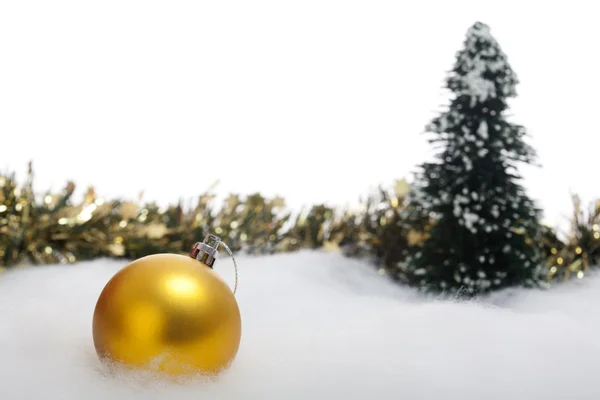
[401,22,544,295]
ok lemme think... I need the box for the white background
[1,0,598,232]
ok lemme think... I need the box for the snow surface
[1,251,599,400]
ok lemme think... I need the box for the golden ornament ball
[92,234,241,376]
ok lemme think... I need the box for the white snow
[454,24,518,107]
[464,60,497,107]
[463,212,479,233]
[1,251,600,399]
[477,120,489,139]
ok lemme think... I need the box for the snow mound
[0,251,599,400]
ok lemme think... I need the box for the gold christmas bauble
[92,237,241,376]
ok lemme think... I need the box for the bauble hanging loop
[189,234,239,295]
[92,233,242,377]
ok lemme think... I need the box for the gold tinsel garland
[1,163,598,285]
[542,195,600,282]
[0,163,414,269]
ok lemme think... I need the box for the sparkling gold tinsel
[543,195,600,282]
[0,165,415,268]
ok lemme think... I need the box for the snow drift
[0,251,598,400]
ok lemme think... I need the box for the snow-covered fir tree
[400,22,544,295]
